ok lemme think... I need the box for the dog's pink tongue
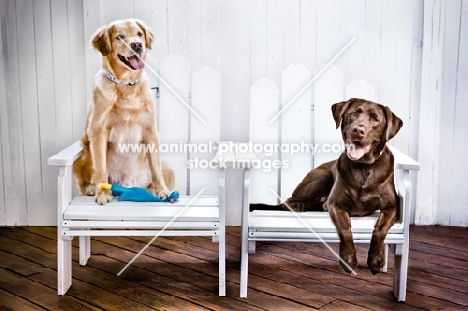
[348,143,365,160]
[128,55,145,70]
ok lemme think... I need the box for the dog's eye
[117,35,123,40]
[370,113,380,122]
[137,31,143,37]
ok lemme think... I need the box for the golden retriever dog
[73,19,174,205]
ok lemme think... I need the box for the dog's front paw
[95,188,113,205]
[147,185,170,200]
[156,188,171,200]
[367,246,386,275]
[339,245,357,274]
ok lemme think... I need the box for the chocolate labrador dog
[251,98,403,275]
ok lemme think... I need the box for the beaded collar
[104,70,139,86]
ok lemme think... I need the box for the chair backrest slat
[190,67,221,196]
[159,53,190,195]
[280,64,313,199]
[157,53,221,196]
[249,78,280,204]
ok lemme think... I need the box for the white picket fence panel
[249,66,380,204]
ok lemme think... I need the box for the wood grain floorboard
[0,226,467,310]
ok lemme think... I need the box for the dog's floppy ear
[331,99,353,129]
[382,106,403,141]
[135,20,154,49]
[91,25,112,56]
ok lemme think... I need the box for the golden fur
[73,19,174,205]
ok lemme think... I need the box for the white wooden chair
[240,66,420,301]
[48,54,226,296]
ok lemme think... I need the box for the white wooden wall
[0,0,467,226]
[417,0,468,226]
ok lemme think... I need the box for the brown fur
[250,98,403,275]
[73,19,174,205]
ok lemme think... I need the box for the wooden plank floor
[0,226,467,310]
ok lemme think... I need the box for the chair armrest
[388,146,420,171]
[48,141,83,166]
[389,146,419,229]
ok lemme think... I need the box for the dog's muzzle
[118,41,145,70]
[346,141,372,160]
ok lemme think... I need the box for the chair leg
[79,236,91,266]
[57,236,73,295]
[218,168,226,296]
[218,213,226,296]
[248,241,256,254]
[240,168,251,298]
[240,236,249,298]
[393,244,408,301]
[382,244,388,272]
[218,229,226,296]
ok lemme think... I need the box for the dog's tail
[249,203,284,212]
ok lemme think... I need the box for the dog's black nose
[131,42,142,53]
[352,125,366,136]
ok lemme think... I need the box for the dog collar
[104,70,139,86]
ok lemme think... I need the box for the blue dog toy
[99,183,179,203]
